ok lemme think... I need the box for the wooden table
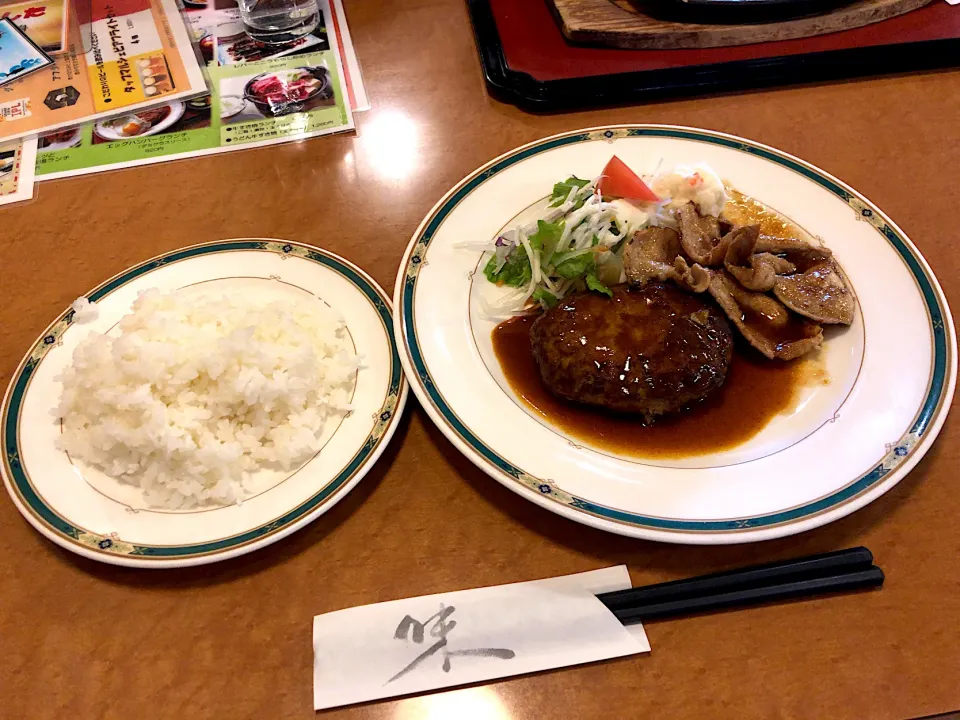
[3,1,959,717]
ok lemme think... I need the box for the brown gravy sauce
[492,316,816,459]
[489,189,832,459]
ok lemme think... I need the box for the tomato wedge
[597,156,660,203]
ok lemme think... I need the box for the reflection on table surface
[356,110,420,181]
[392,687,510,720]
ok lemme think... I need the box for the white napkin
[313,566,649,710]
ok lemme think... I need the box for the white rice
[55,288,360,509]
[70,296,99,323]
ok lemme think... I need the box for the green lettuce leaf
[549,176,591,209]
[554,253,596,279]
[532,287,558,309]
[529,220,563,263]
[483,245,531,288]
[585,271,613,297]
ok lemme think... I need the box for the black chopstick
[608,567,884,624]
[599,546,873,612]
[597,547,883,625]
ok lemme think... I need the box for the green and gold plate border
[2,240,407,565]
[396,125,957,540]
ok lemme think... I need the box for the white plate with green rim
[394,125,957,544]
[2,239,407,567]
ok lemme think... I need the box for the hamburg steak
[530,283,733,421]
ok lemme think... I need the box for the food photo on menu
[36,94,214,150]
[219,65,334,123]
[186,14,217,65]
[214,17,328,65]
[90,98,213,143]
[0,147,14,177]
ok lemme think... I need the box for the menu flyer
[35,0,355,180]
[0,135,36,204]
[330,0,367,111]
[0,0,206,142]
[1,0,70,55]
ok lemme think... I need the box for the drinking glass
[236,0,320,45]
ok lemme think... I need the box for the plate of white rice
[1,240,407,567]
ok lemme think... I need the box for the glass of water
[236,0,320,45]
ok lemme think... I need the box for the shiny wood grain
[2,1,959,718]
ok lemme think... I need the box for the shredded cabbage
[480,162,726,313]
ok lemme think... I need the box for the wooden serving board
[549,0,935,49]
